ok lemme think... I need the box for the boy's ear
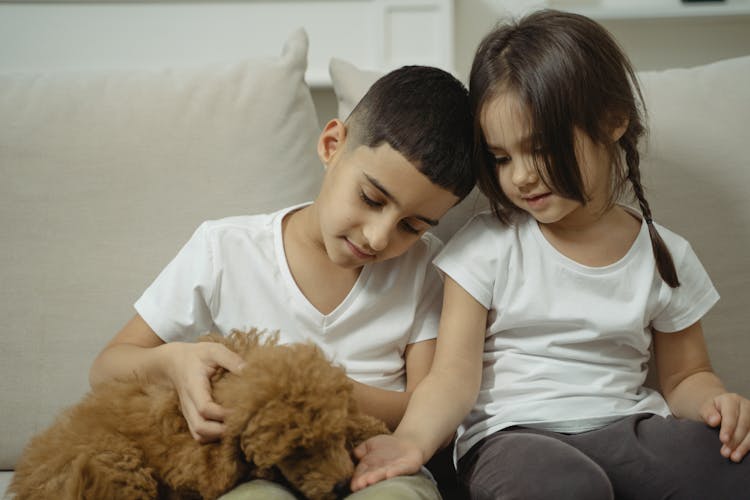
[317,119,347,166]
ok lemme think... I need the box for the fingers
[177,350,235,442]
[700,398,722,428]
[714,393,750,462]
[351,465,389,492]
[181,394,228,443]
[353,440,372,459]
[717,397,739,449]
[727,432,750,463]
[207,343,246,375]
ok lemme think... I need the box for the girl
[351,9,750,499]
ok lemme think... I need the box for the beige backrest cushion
[330,55,750,395]
[0,29,323,468]
[638,56,750,391]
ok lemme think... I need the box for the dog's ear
[240,399,347,469]
[240,401,306,469]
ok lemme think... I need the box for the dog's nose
[333,480,352,498]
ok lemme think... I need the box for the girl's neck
[538,205,642,267]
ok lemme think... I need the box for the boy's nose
[363,217,392,252]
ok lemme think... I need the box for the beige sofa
[1,27,748,495]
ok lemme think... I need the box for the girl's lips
[523,192,551,208]
[345,239,374,259]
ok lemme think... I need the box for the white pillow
[0,29,322,468]
[329,58,489,244]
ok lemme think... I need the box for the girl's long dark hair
[470,9,679,287]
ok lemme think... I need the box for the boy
[89,65,474,499]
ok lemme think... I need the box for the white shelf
[548,1,750,20]
[0,0,455,87]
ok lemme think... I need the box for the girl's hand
[700,392,750,462]
[165,341,246,443]
[350,434,424,491]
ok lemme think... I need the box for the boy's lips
[345,238,375,259]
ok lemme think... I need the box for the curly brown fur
[9,330,389,500]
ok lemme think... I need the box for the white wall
[0,1,747,123]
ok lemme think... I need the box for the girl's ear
[317,119,347,166]
[611,116,629,142]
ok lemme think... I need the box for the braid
[621,133,680,288]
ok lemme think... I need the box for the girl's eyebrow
[487,133,535,153]
[363,173,439,227]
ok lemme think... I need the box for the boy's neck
[282,205,362,315]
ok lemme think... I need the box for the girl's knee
[463,433,613,500]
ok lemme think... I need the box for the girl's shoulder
[451,210,531,243]
[650,219,692,259]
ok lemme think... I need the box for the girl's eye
[494,156,510,167]
[360,190,382,208]
[399,220,421,235]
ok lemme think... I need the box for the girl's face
[481,93,613,227]
[313,120,458,269]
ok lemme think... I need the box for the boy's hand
[700,392,750,462]
[166,342,246,443]
[350,434,423,491]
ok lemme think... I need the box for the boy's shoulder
[199,205,300,240]
[197,213,274,244]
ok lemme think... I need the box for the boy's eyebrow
[364,173,439,226]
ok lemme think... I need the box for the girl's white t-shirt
[135,204,444,391]
[434,212,720,461]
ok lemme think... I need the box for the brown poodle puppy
[9,330,389,500]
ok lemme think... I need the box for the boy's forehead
[352,144,458,206]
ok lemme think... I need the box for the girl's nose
[511,157,539,187]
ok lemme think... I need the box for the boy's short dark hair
[345,65,475,200]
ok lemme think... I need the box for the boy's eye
[359,190,382,208]
[399,220,421,235]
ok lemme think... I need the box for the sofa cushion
[0,29,322,469]
[638,56,750,390]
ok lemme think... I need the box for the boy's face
[314,120,459,269]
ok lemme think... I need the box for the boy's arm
[350,339,436,431]
[352,277,487,490]
[654,321,750,462]
[89,313,245,442]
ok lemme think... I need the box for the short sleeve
[405,234,444,345]
[434,215,499,309]
[651,240,720,333]
[134,222,217,341]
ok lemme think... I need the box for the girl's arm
[654,321,750,462]
[351,339,436,431]
[89,314,245,443]
[351,277,487,490]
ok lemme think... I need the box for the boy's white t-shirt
[434,212,720,461]
[135,204,444,391]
